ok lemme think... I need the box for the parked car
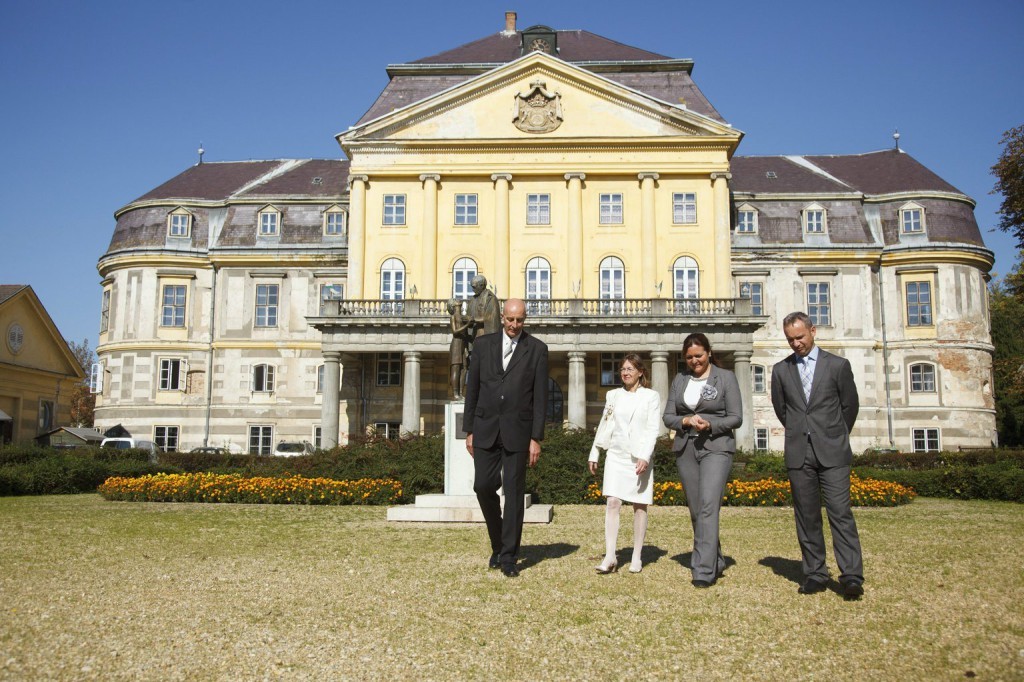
[101,437,159,462]
[273,441,315,457]
[189,446,230,456]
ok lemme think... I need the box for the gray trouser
[677,446,731,582]
[787,445,864,585]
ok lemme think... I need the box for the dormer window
[323,206,347,237]
[803,204,827,234]
[258,206,281,236]
[900,202,925,234]
[521,25,557,55]
[167,208,192,238]
[736,204,758,233]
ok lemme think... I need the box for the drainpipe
[877,256,895,447]
[203,265,218,446]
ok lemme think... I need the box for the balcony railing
[320,297,751,318]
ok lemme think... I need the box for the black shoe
[841,581,864,600]
[691,579,713,589]
[488,554,501,570]
[501,564,520,578]
[799,578,828,595]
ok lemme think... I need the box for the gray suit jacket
[663,365,743,455]
[771,348,859,468]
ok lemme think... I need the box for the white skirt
[601,443,653,505]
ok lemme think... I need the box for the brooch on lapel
[603,404,615,419]
[700,384,718,401]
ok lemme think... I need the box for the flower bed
[98,473,403,505]
[586,474,915,507]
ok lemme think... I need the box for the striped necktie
[799,357,813,402]
[503,340,515,370]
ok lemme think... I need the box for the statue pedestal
[387,402,553,523]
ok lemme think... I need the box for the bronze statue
[447,299,472,399]
[465,275,501,337]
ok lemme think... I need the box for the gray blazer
[663,365,743,455]
[770,348,859,469]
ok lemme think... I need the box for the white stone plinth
[444,402,474,495]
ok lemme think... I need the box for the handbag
[593,403,615,450]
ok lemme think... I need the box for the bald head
[502,298,526,338]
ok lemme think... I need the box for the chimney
[504,11,517,35]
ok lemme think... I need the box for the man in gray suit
[771,311,865,600]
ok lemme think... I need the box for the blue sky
[2,0,1021,348]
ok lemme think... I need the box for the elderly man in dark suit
[464,298,548,578]
[771,311,865,600]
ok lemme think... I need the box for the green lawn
[0,495,1021,680]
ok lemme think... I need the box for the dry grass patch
[0,496,1021,680]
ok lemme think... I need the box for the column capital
[323,350,342,362]
[347,174,369,189]
[564,172,586,182]
[568,350,587,361]
[710,172,732,182]
[402,350,423,360]
[637,172,660,182]
[732,349,753,362]
[419,173,441,184]
[649,350,670,362]
[490,173,512,183]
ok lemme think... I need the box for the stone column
[491,173,512,297]
[565,173,586,296]
[650,350,670,436]
[567,351,587,430]
[420,174,440,299]
[321,351,342,448]
[639,173,660,298]
[347,174,368,299]
[733,348,753,451]
[711,172,732,297]
[401,350,422,437]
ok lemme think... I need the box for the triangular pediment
[0,287,84,379]
[339,52,740,147]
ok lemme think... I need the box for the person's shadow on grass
[670,551,738,574]
[519,542,578,569]
[758,556,803,586]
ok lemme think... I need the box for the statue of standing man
[465,275,501,338]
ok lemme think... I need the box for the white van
[101,437,160,461]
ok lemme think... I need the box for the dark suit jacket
[663,365,743,455]
[463,330,549,452]
[771,348,859,469]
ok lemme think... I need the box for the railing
[320,297,750,318]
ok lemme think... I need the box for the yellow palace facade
[93,15,995,454]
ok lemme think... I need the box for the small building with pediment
[93,13,995,454]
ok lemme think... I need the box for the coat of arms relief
[513,78,563,134]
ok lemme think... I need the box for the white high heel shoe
[594,558,618,574]
[629,560,643,574]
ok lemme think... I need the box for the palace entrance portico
[311,297,765,449]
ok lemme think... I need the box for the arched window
[452,257,478,300]
[380,258,405,313]
[599,256,624,312]
[546,377,564,424]
[909,363,936,393]
[673,256,699,313]
[525,256,551,314]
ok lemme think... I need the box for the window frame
[754,427,769,451]
[372,422,401,440]
[806,281,832,327]
[599,193,624,225]
[376,352,401,387]
[383,194,407,226]
[319,283,343,315]
[803,205,827,235]
[525,256,552,313]
[323,208,347,237]
[736,207,758,234]
[452,257,478,300]
[454,194,478,226]
[899,203,925,234]
[255,283,279,328]
[252,363,276,393]
[739,281,764,316]
[168,210,192,238]
[526,193,551,225]
[158,358,186,392]
[912,427,940,453]
[672,192,697,224]
[909,362,937,393]
[100,288,111,333]
[380,258,405,313]
[249,425,274,455]
[905,280,934,327]
[153,425,179,452]
[161,284,187,328]
[600,352,623,387]
[752,365,766,393]
[257,207,281,236]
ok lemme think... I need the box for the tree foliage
[67,339,95,427]
[989,254,1024,446]
[992,124,1024,249]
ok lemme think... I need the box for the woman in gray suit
[663,333,742,588]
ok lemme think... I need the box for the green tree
[67,339,96,427]
[992,124,1024,249]
[989,255,1024,446]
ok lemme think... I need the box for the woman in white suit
[588,353,662,574]
[663,333,742,588]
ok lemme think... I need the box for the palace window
[526,257,552,313]
[319,284,343,315]
[807,282,831,326]
[906,281,933,326]
[100,288,111,333]
[324,208,347,236]
[159,358,186,391]
[168,210,191,238]
[803,205,827,234]
[673,192,697,224]
[383,194,406,225]
[599,193,623,225]
[258,207,280,236]
[317,364,324,394]
[739,281,763,315]
[154,426,179,452]
[380,258,405,311]
[249,425,273,455]
[601,352,623,387]
[161,284,186,327]
[737,208,758,233]
[313,425,322,449]
[376,352,401,386]
[673,256,699,313]
[900,203,925,234]
[373,422,401,440]
[527,194,550,225]
[252,364,275,393]
[547,378,564,424]
[754,428,769,451]
[599,256,625,313]
[90,361,104,394]
[255,284,279,327]
[912,428,940,453]
[452,257,478,300]
[910,363,936,393]
[752,365,766,393]
[455,194,478,225]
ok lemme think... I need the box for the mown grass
[0,496,1021,680]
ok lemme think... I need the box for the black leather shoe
[488,554,501,570]
[692,579,713,589]
[501,564,520,578]
[841,581,864,600]
[798,578,828,594]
